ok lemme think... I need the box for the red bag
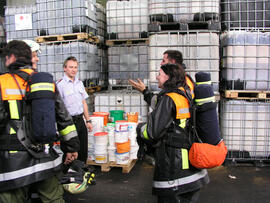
[189,140,228,169]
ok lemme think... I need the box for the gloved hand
[87,172,96,185]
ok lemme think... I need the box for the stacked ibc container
[36,0,101,87]
[106,0,149,88]
[220,0,270,165]
[148,0,221,96]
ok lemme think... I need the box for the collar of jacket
[7,60,32,72]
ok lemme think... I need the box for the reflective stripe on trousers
[153,169,208,188]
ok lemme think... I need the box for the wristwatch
[86,120,92,123]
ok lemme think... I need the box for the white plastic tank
[221,30,270,90]
[5,5,37,40]
[106,0,148,39]
[36,0,97,36]
[96,3,107,43]
[108,44,149,87]
[149,31,220,93]
[39,41,99,84]
[220,99,270,158]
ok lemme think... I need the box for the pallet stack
[219,0,270,166]
[147,0,221,95]
[35,0,102,88]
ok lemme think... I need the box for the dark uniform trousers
[72,114,88,163]
[0,175,64,203]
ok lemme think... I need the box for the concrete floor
[64,160,270,203]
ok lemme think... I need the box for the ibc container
[106,0,148,39]
[149,31,219,93]
[94,90,149,122]
[96,3,107,43]
[220,99,270,159]
[36,0,97,36]
[149,0,219,23]
[221,0,270,31]
[5,5,37,40]
[221,30,270,90]
[38,41,99,85]
[108,44,148,87]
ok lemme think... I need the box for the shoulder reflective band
[8,100,19,119]
[195,96,215,106]
[181,148,189,169]
[196,81,211,85]
[5,89,26,96]
[30,83,54,93]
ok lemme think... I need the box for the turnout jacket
[139,86,209,196]
[0,63,80,192]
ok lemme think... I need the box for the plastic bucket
[115,120,129,132]
[115,131,129,143]
[93,112,109,126]
[94,132,108,146]
[116,140,130,153]
[130,145,139,160]
[90,115,104,133]
[108,146,116,162]
[128,122,137,132]
[115,152,130,165]
[127,112,139,123]
[129,131,137,146]
[109,110,124,122]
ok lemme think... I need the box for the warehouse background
[0,0,270,167]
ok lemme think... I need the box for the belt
[72,113,83,120]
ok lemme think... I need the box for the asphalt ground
[64,160,270,203]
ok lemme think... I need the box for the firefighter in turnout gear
[137,64,209,203]
[0,40,80,202]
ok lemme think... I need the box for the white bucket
[130,145,139,160]
[115,152,130,165]
[128,122,137,132]
[108,146,116,162]
[95,144,107,163]
[94,132,108,146]
[90,115,104,133]
[129,131,137,146]
[108,131,115,147]
[115,120,129,132]
[88,132,95,145]
[115,131,129,143]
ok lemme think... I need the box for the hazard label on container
[15,13,32,30]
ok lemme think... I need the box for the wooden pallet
[224,90,270,100]
[87,159,137,173]
[106,38,149,46]
[36,33,99,43]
